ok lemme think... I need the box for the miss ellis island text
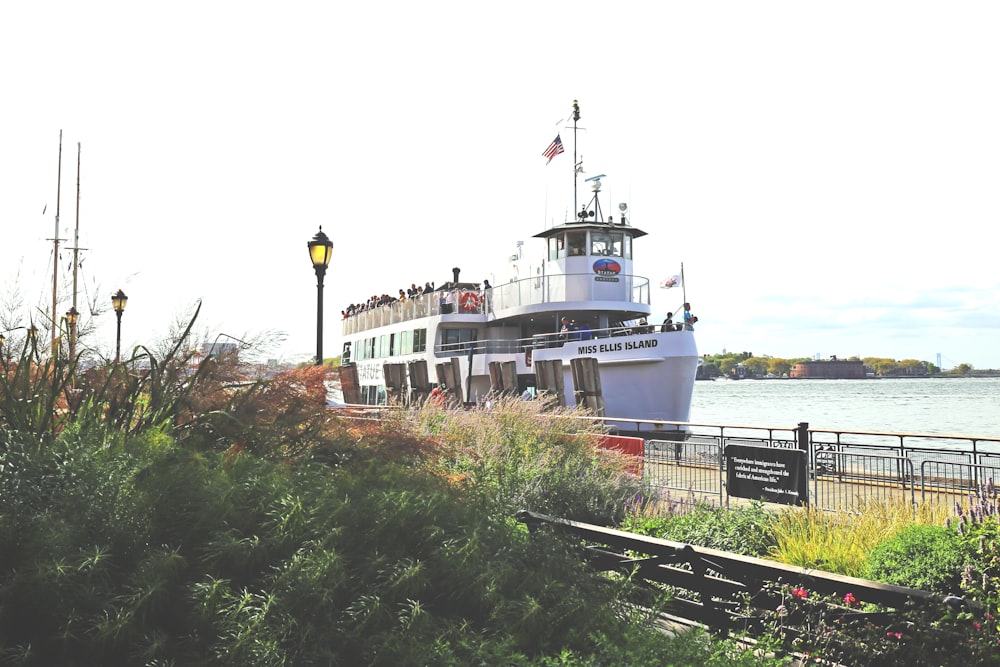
[725,444,807,506]
[577,339,658,355]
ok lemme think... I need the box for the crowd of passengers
[342,281,436,319]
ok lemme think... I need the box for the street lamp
[112,289,128,362]
[66,306,79,360]
[308,226,333,366]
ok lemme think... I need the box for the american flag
[542,134,565,164]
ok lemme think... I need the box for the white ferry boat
[338,102,699,435]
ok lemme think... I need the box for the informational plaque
[725,444,806,506]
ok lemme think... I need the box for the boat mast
[72,143,81,320]
[572,100,580,217]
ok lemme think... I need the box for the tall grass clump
[408,396,647,526]
[768,497,951,577]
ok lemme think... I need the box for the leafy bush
[745,582,999,666]
[621,498,777,557]
[6,367,765,665]
[864,524,973,593]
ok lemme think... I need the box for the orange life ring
[460,291,480,311]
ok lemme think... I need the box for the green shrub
[622,499,776,557]
[864,523,973,593]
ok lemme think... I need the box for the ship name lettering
[577,338,658,356]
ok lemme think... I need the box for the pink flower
[973,621,983,630]
[792,587,808,599]
[843,592,858,607]
[887,631,903,640]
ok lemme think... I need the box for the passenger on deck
[661,312,675,332]
[559,317,575,344]
[683,303,697,330]
[577,321,594,340]
[482,279,493,314]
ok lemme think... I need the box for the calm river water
[689,377,1000,438]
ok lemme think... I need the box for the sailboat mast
[52,130,63,353]
[73,143,80,314]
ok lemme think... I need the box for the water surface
[690,377,1000,437]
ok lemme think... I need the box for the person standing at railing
[482,279,493,315]
[683,303,697,330]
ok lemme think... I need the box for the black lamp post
[112,289,128,363]
[308,227,334,366]
[66,307,79,360]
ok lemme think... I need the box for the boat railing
[341,273,651,335]
[432,322,681,357]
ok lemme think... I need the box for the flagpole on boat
[572,99,580,217]
[681,262,687,306]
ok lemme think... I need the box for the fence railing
[581,417,1000,511]
[516,509,950,634]
[326,405,1000,512]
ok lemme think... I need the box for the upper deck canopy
[533,219,648,241]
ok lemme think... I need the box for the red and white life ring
[460,291,480,312]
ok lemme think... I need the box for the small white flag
[660,275,681,289]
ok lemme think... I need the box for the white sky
[2,2,998,369]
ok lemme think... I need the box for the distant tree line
[698,352,986,379]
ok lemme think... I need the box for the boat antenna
[572,100,580,217]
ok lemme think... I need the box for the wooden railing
[516,510,962,634]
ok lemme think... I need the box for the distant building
[790,357,866,379]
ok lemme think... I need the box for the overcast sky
[2,2,998,369]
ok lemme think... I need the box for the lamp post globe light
[112,289,128,363]
[308,226,333,366]
[66,306,79,359]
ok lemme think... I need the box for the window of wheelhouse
[591,231,624,257]
[623,234,632,260]
[567,231,586,256]
[548,236,565,260]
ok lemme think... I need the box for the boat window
[623,234,632,260]
[610,232,624,257]
[362,384,387,406]
[548,236,565,260]
[399,330,412,356]
[413,328,427,353]
[590,231,616,256]
[378,334,391,358]
[441,327,477,353]
[567,232,586,256]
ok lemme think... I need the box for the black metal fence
[593,418,1000,512]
